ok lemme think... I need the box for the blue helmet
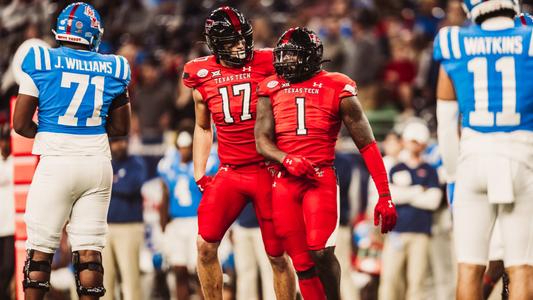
[53,2,104,52]
[462,0,519,24]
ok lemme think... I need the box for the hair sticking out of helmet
[54,2,104,52]
[274,27,324,83]
[204,6,254,67]
[462,0,519,24]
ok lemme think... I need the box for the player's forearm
[14,121,37,138]
[159,182,170,230]
[410,188,443,211]
[256,134,286,163]
[390,185,424,204]
[193,123,213,180]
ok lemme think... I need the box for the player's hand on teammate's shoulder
[196,175,213,192]
[374,194,397,234]
[282,154,316,180]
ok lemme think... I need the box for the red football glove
[196,175,213,192]
[374,195,397,233]
[360,141,397,233]
[282,154,316,179]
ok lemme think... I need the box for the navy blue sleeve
[112,156,147,200]
[388,164,402,183]
[424,164,440,189]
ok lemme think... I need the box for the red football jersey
[257,71,357,166]
[183,49,275,165]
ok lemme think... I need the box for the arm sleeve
[19,48,39,97]
[437,100,460,182]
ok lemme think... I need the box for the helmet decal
[222,6,242,34]
[54,2,104,52]
[204,6,254,67]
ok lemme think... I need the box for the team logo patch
[205,19,214,30]
[343,84,357,96]
[197,69,209,78]
[267,80,279,88]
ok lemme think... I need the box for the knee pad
[290,252,315,273]
[22,249,52,291]
[296,266,319,280]
[72,251,106,297]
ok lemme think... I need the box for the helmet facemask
[274,29,323,83]
[204,7,254,67]
[206,27,254,67]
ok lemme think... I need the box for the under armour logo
[388,200,393,208]
[286,159,292,165]
[211,70,221,77]
[242,66,251,72]
[221,166,229,172]
[281,82,290,88]
[313,82,322,88]
[273,182,277,187]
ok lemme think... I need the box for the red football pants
[272,167,340,252]
[198,163,284,257]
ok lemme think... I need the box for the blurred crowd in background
[1,0,528,299]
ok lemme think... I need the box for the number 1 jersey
[257,71,357,166]
[182,49,275,166]
[19,46,130,157]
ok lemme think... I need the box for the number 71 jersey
[433,25,533,133]
[21,46,130,135]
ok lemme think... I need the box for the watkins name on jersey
[464,35,523,56]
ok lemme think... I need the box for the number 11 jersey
[19,46,130,157]
[434,24,533,168]
[434,25,533,133]
[182,49,275,166]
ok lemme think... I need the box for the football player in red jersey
[182,7,305,300]
[255,27,398,300]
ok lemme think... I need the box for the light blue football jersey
[434,25,533,133]
[158,149,219,218]
[21,46,130,135]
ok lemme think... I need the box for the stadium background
[1,0,530,299]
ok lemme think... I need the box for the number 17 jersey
[19,45,130,157]
[182,49,275,166]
